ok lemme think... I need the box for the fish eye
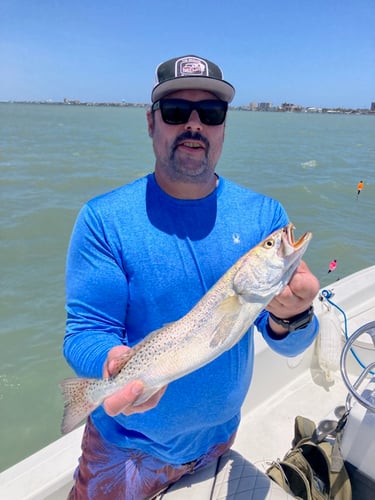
[263,239,274,249]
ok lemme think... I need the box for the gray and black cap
[151,55,235,103]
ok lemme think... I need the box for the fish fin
[216,294,242,314]
[209,295,242,348]
[132,385,165,406]
[59,377,99,434]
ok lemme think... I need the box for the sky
[1,0,374,108]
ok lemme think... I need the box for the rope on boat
[321,289,374,375]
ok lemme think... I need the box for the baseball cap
[151,55,235,103]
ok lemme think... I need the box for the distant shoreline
[1,100,374,115]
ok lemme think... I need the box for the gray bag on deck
[266,416,352,500]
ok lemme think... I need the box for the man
[64,55,320,499]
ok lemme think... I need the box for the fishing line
[321,289,374,375]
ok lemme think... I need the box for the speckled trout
[60,223,311,434]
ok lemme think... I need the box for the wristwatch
[269,306,314,333]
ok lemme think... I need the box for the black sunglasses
[152,98,228,126]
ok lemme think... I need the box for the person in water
[63,54,320,499]
[328,259,337,273]
[356,180,364,199]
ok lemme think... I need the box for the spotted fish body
[60,223,312,434]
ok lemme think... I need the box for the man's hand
[102,346,167,417]
[266,261,319,333]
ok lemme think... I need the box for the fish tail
[59,377,100,434]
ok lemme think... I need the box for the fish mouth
[282,223,312,255]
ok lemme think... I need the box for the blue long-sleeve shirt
[64,173,318,464]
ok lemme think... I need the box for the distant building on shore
[258,102,272,111]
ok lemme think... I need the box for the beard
[166,131,212,183]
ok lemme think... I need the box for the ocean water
[0,103,374,471]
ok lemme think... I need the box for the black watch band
[269,306,314,332]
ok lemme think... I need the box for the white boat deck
[235,359,349,468]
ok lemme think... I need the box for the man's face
[147,89,226,185]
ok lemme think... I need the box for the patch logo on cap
[175,56,208,77]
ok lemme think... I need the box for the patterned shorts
[68,417,236,499]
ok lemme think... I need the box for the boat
[1,266,374,499]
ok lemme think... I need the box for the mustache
[172,131,209,151]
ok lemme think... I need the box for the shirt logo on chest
[232,233,241,244]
